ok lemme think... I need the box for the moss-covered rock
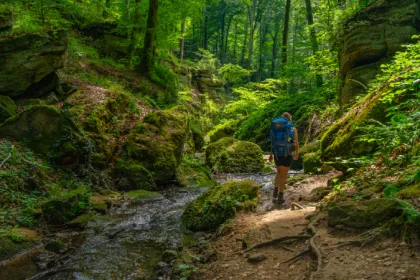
[206,137,264,173]
[41,186,91,225]
[115,159,157,191]
[303,152,324,174]
[126,189,162,200]
[0,30,68,97]
[120,107,188,185]
[0,5,13,31]
[182,180,259,231]
[67,213,109,229]
[328,198,402,229]
[176,156,216,187]
[0,106,91,164]
[0,95,16,123]
[398,183,420,199]
[0,236,33,261]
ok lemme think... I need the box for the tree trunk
[103,0,111,18]
[180,20,185,63]
[271,8,282,78]
[128,0,142,59]
[281,0,291,67]
[126,0,130,19]
[203,6,209,49]
[219,0,226,63]
[233,22,238,63]
[240,21,249,67]
[139,0,159,74]
[224,14,234,63]
[304,0,322,87]
[247,0,257,69]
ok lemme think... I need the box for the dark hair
[282,112,292,122]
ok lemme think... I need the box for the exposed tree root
[242,235,311,253]
[291,202,304,210]
[0,152,11,168]
[307,215,322,280]
[281,249,310,264]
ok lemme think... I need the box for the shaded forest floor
[193,172,420,280]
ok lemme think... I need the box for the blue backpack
[270,117,294,158]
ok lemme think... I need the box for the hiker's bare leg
[277,166,289,193]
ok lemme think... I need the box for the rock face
[206,137,264,173]
[328,198,402,229]
[0,95,16,123]
[0,5,13,31]
[0,106,91,163]
[339,0,418,109]
[193,70,225,97]
[182,180,259,231]
[0,30,67,97]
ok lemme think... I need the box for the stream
[2,170,301,280]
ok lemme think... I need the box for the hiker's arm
[293,128,299,160]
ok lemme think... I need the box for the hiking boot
[272,188,278,203]
[277,192,285,206]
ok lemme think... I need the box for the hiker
[269,112,299,205]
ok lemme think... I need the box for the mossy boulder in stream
[328,198,402,229]
[0,95,16,123]
[115,159,157,191]
[182,180,259,231]
[303,152,324,174]
[0,106,91,164]
[119,107,188,185]
[41,186,91,225]
[206,137,264,173]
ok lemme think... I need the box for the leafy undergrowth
[0,139,91,231]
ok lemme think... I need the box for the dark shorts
[274,155,293,167]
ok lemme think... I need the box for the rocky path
[193,172,420,280]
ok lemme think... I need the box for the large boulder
[0,106,91,163]
[41,186,91,225]
[0,95,16,123]
[339,0,418,109]
[206,137,264,173]
[328,198,402,229]
[119,107,189,186]
[193,70,225,97]
[0,5,13,31]
[182,180,259,231]
[0,30,67,97]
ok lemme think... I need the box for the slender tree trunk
[128,0,142,59]
[219,0,226,63]
[281,0,291,67]
[203,6,209,49]
[233,22,238,63]
[304,0,322,86]
[240,21,249,67]
[271,8,282,78]
[247,0,257,69]
[180,20,185,63]
[224,14,234,63]
[139,0,159,74]
[126,0,130,19]
[289,13,299,94]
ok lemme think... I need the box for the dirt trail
[194,172,420,280]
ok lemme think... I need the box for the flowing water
[2,171,302,280]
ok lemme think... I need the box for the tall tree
[180,20,186,63]
[304,0,322,86]
[139,0,159,74]
[245,0,258,69]
[281,0,291,67]
[128,0,143,59]
[269,2,283,78]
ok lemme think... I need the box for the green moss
[67,213,109,229]
[126,190,162,200]
[303,152,324,174]
[115,159,157,191]
[328,198,402,229]
[176,156,216,187]
[0,237,33,261]
[398,183,420,199]
[0,105,90,163]
[0,95,16,123]
[92,200,109,214]
[206,137,264,173]
[41,186,91,225]
[182,180,259,231]
[120,107,188,185]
